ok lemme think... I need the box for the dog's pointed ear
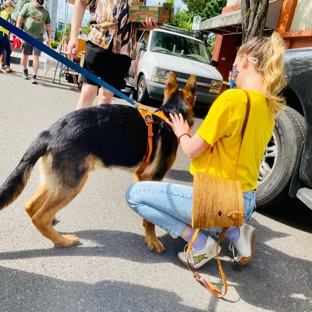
[182,74,197,107]
[184,74,196,96]
[164,72,179,99]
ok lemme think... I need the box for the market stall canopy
[199,0,283,35]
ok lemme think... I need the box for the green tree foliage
[82,24,90,35]
[54,27,62,42]
[170,8,196,32]
[181,0,226,20]
[169,0,226,56]
[181,0,206,13]
[66,23,71,36]
[203,0,226,18]
[171,0,226,30]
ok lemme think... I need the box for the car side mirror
[211,60,219,67]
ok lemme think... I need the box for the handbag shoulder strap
[206,90,251,181]
[186,228,229,297]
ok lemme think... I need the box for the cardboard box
[129,3,174,23]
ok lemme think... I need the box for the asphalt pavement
[0,63,311,312]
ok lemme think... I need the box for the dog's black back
[45,89,192,181]
[48,104,148,168]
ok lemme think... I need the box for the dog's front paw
[146,237,165,253]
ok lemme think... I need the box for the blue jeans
[125,182,256,239]
[0,32,12,67]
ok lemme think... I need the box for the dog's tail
[0,131,49,210]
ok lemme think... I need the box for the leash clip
[145,114,153,123]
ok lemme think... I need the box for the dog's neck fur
[156,93,194,128]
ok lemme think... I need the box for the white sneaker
[23,69,29,79]
[230,223,256,266]
[31,76,38,84]
[178,236,221,269]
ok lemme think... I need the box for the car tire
[137,75,150,103]
[256,107,305,209]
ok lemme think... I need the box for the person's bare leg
[76,83,98,109]
[32,55,40,76]
[0,52,4,67]
[22,54,29,70]
[98,87,114,104]
[180,224,193,239]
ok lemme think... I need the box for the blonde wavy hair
[237,32,287,116]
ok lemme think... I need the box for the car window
[149,31,210,64]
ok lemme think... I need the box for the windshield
[149,31,210,64]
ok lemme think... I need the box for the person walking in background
[67,0,162,110]
[0,0,16,74]
[0,52,4,70]
[126,33,287,269]
[16,0,51,84]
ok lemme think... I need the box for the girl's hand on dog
[166,113,190,138]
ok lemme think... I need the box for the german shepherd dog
[0,72,196,253]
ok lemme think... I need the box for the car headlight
[156,68,167,77]
[211,80,222,89]
[151,76,168,84]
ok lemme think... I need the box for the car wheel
[256,107,305,209]
[137,75,150,103]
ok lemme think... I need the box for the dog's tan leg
[133,173,165,253]
[143,219,165,253]
[132,172,140,182]
[29,168,90,247]
[31,192,79,247]
[25,186,49,218]
[25,186,58,224]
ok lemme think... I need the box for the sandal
[6,68,15,73]
[0,69,3,73]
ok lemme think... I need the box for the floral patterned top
[83,0,138,59]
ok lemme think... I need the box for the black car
[256,48,312,210]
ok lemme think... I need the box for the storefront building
[199,0,312,88]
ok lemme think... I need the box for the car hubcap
[258,132,278,184]
[138,79,145,99]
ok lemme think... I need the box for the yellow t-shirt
[190,89,274,192]
[0,11,10,35]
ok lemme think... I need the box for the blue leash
[0,17,136,105]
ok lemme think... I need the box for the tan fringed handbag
[186,90,251,298]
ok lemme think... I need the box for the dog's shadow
[0,259,202,311]
[0,221,311,310]
[0,230,185,264]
